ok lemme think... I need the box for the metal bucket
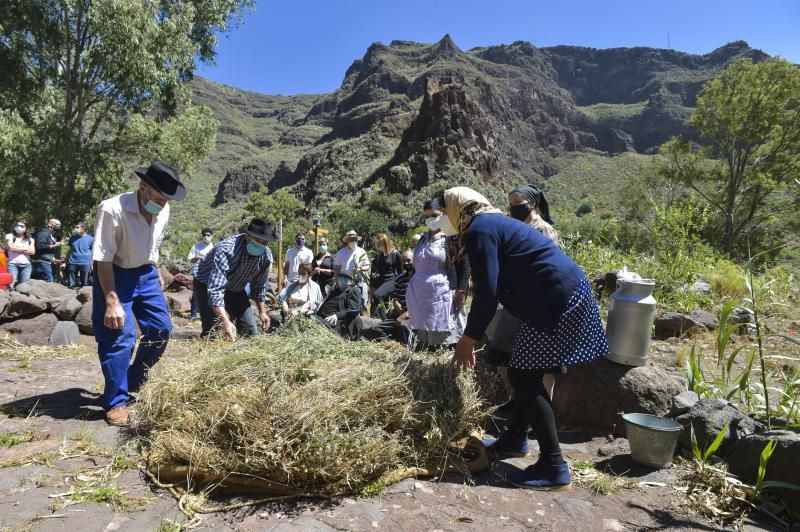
[622,413,683,468]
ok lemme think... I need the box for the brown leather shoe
[105,406,130,426]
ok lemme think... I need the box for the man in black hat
[91,160,186,426]
[194,217,278,341]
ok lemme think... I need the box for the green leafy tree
[659,58,800,257]
[0,0,253,227]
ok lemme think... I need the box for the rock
[669,391,700,417]
[3,292,48,319]
[553,357,685,434]
[598,438,630,457]
[172,273,194,290]
[165,289,193,313]
[674,399,764,457]
[15,279,72,301]
[688,281,712,296]
[75,301,94,335]
[76,286,93,304]
[53,297,83,321]
[689,309,718,330]
[654,311,716,339]
[49,320,80,346]
[0,313,59,345]
[761,316,780,334]
[0,290,9,316]
[729,307,754,324]
[159,266,175,290]
[727,429,800,510]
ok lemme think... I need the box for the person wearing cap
[333,230,370,311]
[187,228,214,321]
[91,160,186,426]
[312,270,363,340]
[437,187,608,491]
[31,218,63,282]
[194,218,277,341]
[283,232,313,285]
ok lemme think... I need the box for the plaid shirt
[195,234,273,307]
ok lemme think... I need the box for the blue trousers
[92,263,172,410]
[67,263,91,288]
[31,261,54,282]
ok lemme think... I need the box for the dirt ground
[0,325,789,531]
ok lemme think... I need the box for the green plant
[690,422,729,469]
[752,440,800,500]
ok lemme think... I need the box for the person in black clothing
[31,219,62,282]
[369,233,403,318]
[371,249,415,346]
[312,237,335,294]
[313,271,363,340]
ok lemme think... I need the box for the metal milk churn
[605,279,657,366]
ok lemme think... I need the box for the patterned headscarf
[510,184,554,225]
[439,187,502,265]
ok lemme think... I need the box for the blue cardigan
[463,213,584,340]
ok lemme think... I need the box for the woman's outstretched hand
[452,336,477,370]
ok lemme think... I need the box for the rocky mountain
[190,37,767,227]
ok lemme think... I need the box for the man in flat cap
[91,161,186,426]
[194,217,278,341]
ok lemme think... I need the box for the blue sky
[197,0,800,95]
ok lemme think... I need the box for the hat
[134,161,186,201]
[246,218,279,242]
[341,230,362,243]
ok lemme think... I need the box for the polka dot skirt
[510,276,609,370]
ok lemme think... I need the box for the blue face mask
[296,239,305,247]
[247,240,267,256]
[142,189,164,215]
[336,277,351,290]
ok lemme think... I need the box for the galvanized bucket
[622,413,683,468]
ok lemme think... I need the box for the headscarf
[439,186,502,265]
[510,184,555,226]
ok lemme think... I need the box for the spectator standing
[284,232,313,284]
[334,230,370,311]
[4,220,35,290]
[406,201,470,349]
[31,218,62,282]
[409,233,422,250]
[312,237,334,294]
[187,228,214,321]
[91,161,185,426]
[370,233,403,318]
[194,218,277,340]
[66,222,94,288]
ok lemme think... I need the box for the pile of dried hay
[135,318,493,496]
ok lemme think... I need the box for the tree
[659,58,800,257]
[0,0,253,227]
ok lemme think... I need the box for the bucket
[622,413,683,468]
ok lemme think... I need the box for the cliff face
[192,37,767,210]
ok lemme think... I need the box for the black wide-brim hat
[134,160,187,201]
[246,218,279,242]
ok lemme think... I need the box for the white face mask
[347,241,357,250]
[319,244,328,253]
[438,214,458,237]
[298,275,309,284]
[425,216,441,231]
[203,235,212,245]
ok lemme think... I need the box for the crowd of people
[1,159,610,492]
[2,218,96,290]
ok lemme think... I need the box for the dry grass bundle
[135,318,492,496]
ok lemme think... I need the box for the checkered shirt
[195,234,273,307]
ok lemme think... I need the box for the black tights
[507,368,563,466]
